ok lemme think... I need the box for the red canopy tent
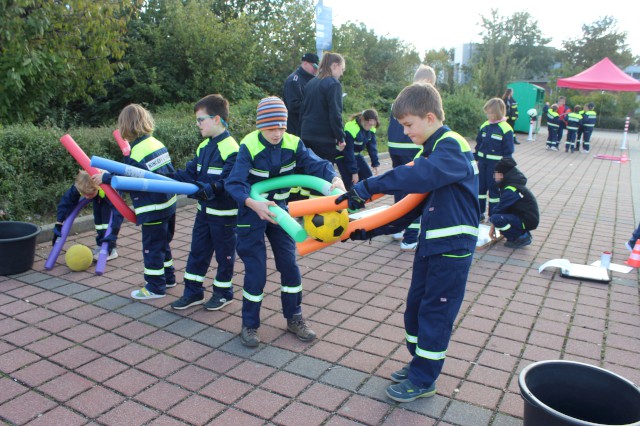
[557,57,640,91]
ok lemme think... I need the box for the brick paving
[1,128,639,425]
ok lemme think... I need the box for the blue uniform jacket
[57,185,124,231]
[283,66,316,136]
[582,110,597,130]
[171,131,239,223]
[300,77,345,145]
[226,131,337,214]
[102,135,176,225]
[338,119,380,173]
[475,121,514,161]
[356,126,480,257]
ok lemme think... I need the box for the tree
[562,16,636,70]
[470,9,551,97]
[423,49,454,93]
[0,0,139,124]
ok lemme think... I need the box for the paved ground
[1,128,639,426]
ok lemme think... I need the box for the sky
[322,0,640,60]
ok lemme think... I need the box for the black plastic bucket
[0,222,41,275]
[519,360,640,426]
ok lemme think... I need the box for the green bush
[442,88,486,138]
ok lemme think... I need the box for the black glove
[335,188,367,211]
[98,233,117,245]
[348,228,372,241]
[52,223,62,245]
[193,182,215,201]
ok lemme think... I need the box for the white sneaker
[392,232,404,241]
[94,247,118,261]
[400,242,417,251]
[107,248,118,261]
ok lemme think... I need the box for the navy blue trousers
[236,208,302,329]
[478,159,499,215]
[142,215,176,295]
[405,250,472,388]
[183,213,236,300]
[489,213,526,242]
[390,152,419,244]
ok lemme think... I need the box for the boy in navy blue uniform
[545,104,560,151]
[475,98,514,221]
[169,94,240,311]
[335,109,380,191]
[489,158,539,248]
[94,104,177,300]
[337,83,479,403]
[581,102,597,153]
[226,97,345,348]
[565,106,582,153]
[387,64,436,250]
[54,170,123,260]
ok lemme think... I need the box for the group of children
[544,96,597,152]
[54,63,546,404]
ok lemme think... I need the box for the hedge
[1,92,492,223]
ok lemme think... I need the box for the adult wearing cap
[489,158,539,249]
[300,52,347,163]
[283,53,319,137]
[225,96,345,348]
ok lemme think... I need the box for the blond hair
[392,83,444,121]
[484,98,506,119]
[413,64,436,84]
[317,52,345,79]
[118,104,155,141]
[74,170,99,196]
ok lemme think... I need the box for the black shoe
[240,326,260,348]
[514,140,521,145]
[170,294,205,310]
[479,213,486,223]
[504,232,532,248]
[204,294,233,311]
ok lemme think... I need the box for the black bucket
[519,360,640,426]
[0,222,41,275]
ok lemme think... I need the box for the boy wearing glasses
[169,94,240,310]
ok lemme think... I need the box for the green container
[507,82,546,133]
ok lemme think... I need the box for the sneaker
[400,242,417,251]
[386,379,436,403]
[546,146,551,150]
[504,232,532,248]
[93,247,118,261]
[392,232,404,241]
[287,314,316,342]
[514,140,520,145]
[390,363,410,383]
[479,213,486,222]
[171,294,205,309]
[165,282,177,288]
[204,294,233,311]
[551,147,559,151]
[131,287,165,300]
[626,239,637,252]
[240,326,260,348]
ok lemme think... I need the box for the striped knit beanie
[256,97,288,130]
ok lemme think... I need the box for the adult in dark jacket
[489,158,539,248]
[283,53,319,137]
[300,52,346,163]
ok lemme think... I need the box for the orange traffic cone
[626,240,640,268]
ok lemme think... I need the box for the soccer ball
[303,210,349,242]
[65,244,93,271]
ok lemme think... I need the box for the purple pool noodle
[45,197,91,270]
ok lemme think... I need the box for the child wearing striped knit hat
[225,97,345,348]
